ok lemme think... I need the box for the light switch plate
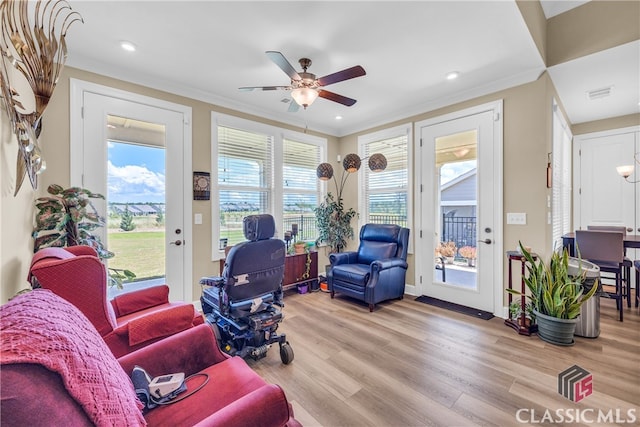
[507,212,527,225]
[194,213,203,225]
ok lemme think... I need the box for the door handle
[478,238,492,244]
[170,240,183,246]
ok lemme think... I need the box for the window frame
[211,112,326,259]
[357,123,413,240]
[551,99,573,250]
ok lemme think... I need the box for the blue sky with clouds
[107,141,165,203]
[441,160,476,184]
[107,141,476,203]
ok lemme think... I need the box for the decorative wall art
[193,171,211,200]
[0,0,82,194]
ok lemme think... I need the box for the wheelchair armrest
[329,251,358,266]
[118,324,228,377]
[200,276,225,287]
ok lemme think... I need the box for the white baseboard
[404,284,418,296]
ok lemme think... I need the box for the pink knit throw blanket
[1,289,146,426]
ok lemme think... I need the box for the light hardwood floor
[248,291,640,427]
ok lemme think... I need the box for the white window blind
[551,101,572,250]
[212,113,327,256]
[217,125,273,246]
[283,139,321,241]
[360,127,409,228]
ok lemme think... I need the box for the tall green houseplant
[507,242,598,345]
[314,192,357,253]
[32,184,134,288]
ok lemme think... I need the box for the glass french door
[71,81,191,302]
[416,104,502,313]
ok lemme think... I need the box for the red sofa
[1,289,300,426]
[29,246,204,357]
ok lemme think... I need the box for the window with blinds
[283,139,321,241]
[551,100,572,250]
[359,125,410,228]
[212,113,327,254]
[217,125,273,246]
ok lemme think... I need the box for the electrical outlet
[507,213,527,225]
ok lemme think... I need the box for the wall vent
[587,86,613,100]
[280,98,291,104]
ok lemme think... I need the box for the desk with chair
[562,231,639,320]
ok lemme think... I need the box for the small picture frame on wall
[193,171,211,200]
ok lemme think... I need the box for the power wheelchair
[200,214,294,364]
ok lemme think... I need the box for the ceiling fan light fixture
[454,147,470,158]
[291,87,319,109]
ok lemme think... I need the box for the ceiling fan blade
[266,51,301,81]
[239,86,290,91]
[287,101,300,113]
[317,65,366,87]
[318,90,357,107]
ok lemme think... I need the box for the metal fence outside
[369,214,408,228]
[442,215,477,250]
[283,215,317,241]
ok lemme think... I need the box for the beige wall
[517,0,547,63]
[0,66,338,303]
[0,64,635,306]
[572,113,640,136]
[546,1,640,66]
[1,110,36,302]
[338,73,560,298]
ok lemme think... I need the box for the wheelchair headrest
[243,214,276,241]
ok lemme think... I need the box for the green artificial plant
[314,192,357,253]
[32,184,135,288]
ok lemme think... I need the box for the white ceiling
[63,1,638,137]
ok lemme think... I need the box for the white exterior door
[70,80,192,302]
[574,127,639,235]
[415,101,503,314]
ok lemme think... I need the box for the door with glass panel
[418,109,498,313]
[76,90,189,302]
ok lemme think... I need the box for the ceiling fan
[239,51,366,112]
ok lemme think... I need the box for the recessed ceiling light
[120,41,136,52]
[446,71,460,81]
[335,115,343,120]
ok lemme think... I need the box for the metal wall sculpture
[0,0,82,194]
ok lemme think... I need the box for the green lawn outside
[108,231,165,280]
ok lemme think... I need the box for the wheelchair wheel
[279,342,294,365]
[205,316,223,345]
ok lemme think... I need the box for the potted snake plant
[506,242,598,346]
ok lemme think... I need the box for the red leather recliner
[1,289,300,426]
[28,246,204,357]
